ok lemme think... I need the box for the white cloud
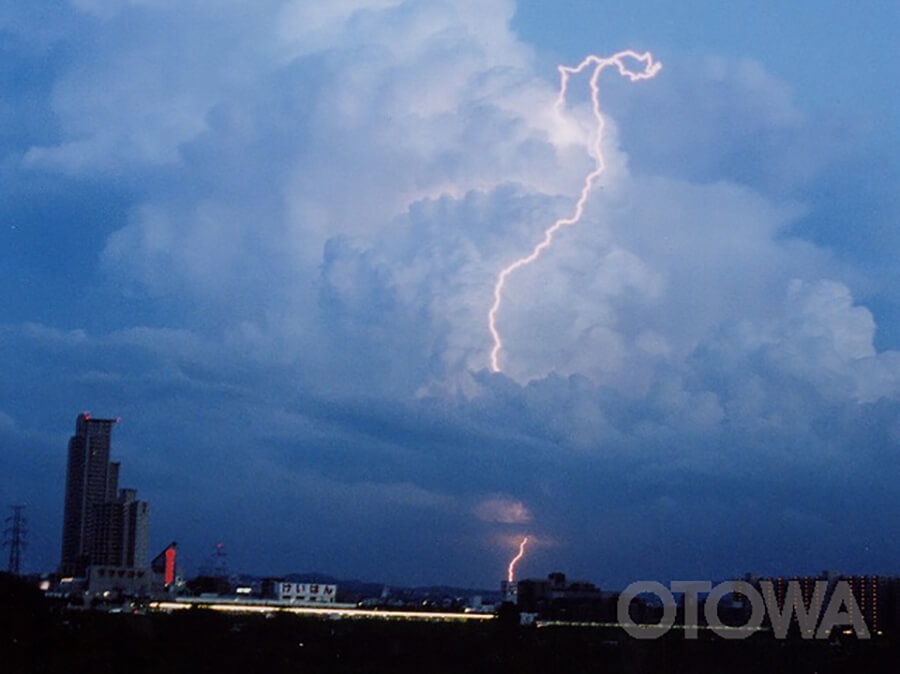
[6,0,900,583]
[473,496,532,524]
[15,0,882,407]
[784,278,876,362]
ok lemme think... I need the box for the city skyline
[60,413,149,577]
[2,1,900,589]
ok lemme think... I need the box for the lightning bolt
[507,535,529,583]
[488,50,662,373]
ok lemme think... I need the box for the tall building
[59,413,149,578]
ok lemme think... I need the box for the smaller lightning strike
[507,535,530,583]
[488,50,661,373]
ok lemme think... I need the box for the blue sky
[2,0,900,589]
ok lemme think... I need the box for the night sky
[2,1,899,589]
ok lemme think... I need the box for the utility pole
[3,505,28,574]
[212,542,229,578]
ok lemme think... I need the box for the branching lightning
[487,51,662,373]
[507,535,529,583]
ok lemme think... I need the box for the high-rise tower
[60,413,149,577]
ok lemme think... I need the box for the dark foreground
[4,580,900,673]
